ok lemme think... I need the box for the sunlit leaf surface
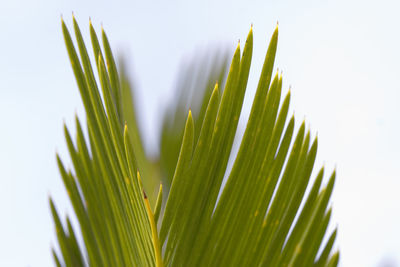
[51,16,339,267]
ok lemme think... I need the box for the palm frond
[51,15,339,267]
[160,51,229,187]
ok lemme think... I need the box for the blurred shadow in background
[119,49,230,202]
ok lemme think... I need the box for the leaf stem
[141,172,163,267]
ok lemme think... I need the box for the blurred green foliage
[50,16,339,267]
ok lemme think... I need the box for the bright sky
[0,0,399,266]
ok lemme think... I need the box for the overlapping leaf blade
[51,16,155,267]
[160,51,229,187]
[159,25,339,267]
[51,16,339,267]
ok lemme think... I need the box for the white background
[0,0,399,266]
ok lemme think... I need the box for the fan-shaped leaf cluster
[50,16,339,267]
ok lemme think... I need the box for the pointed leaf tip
[124,123,128,134]
[246,25,253,42]
[212,82,220,98]
[186,109,194,132]
[273,21,279,36]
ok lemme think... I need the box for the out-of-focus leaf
[51,16,339,267]
[160,51,229,187]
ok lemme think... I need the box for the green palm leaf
[50,16,339,267]
[160,50,229,187]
